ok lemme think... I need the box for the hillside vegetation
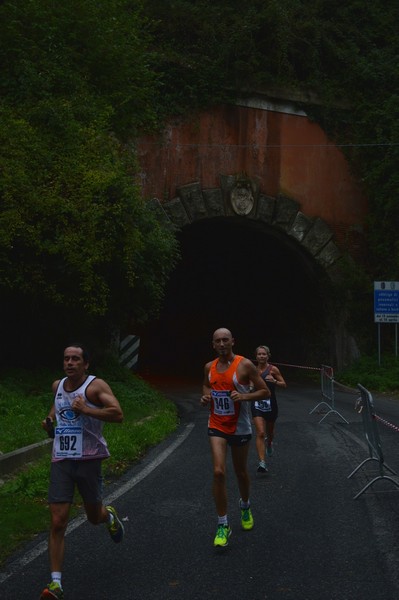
[1,0,398,360]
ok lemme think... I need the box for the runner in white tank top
[40,344,124,600]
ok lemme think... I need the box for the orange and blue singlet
[208,355,252,435]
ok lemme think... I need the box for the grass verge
[0,361,178,566]
[335,353,399,394]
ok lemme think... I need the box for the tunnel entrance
[137,216,331,380]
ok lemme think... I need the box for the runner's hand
[200,394,211,406]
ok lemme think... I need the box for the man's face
[212,330,234,357]
[63,347,88,378]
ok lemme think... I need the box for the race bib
[212,390,235,416]
[54,426,83,458]
[255,399,272,412]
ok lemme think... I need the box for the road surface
[1,380,399,599]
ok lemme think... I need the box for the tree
[0,0,178,363]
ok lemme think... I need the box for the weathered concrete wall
[0,439,52,477]
[137,102,367,253]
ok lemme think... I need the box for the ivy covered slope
[0,0,179,364]
[1,1,398,363]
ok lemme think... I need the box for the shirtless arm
[200,362,213,407]
[72,379,123,422]
[41,380,59,432]
[231,359,270,402]
[269,365,287,388]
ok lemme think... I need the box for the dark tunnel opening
[137,217,329,380]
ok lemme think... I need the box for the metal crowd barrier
[347,384,399,499]
[309,364,349,424]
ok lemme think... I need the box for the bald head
[212,328,235,359]
[212,327,233,341]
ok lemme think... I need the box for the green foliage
[292,2,399,281]
[0,0,158,137]
[0,106,178,348]
[0,463,51,566]
[325,257,376,353]
[0,0,179,361]
[0,458,50,498]
[336,354,399,394]
[0,369,54,451]
[143,0,308,115]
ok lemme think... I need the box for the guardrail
[309,364,349,424]
[347,384,399,499]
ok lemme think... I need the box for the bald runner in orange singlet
[200,328,270,547]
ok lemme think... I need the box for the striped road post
[119,335,140,371]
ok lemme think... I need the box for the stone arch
[148,176,342,280]
[141,174,362,372]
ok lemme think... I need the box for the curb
[0,439,52,477]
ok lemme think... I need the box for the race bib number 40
[54,426,83,458]
[212,390,235,416]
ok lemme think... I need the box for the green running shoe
[240,504,254,530]
[106,505,125,543]
[40,581,64,599]
[213,524,232,547]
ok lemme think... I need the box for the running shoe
[40,581,64,599]
[266,444,274,457]
[106,505,125,543]
[240,504,254,530]
[213,524,232,547]
[257,460,268,473]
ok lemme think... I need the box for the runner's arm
[41,380,58,431]
[231,359,270,402]
[271,366,287,388]
[200,363,212,406]
[73,379,123,422]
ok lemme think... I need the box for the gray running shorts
[48,459,104,504]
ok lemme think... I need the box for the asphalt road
[1,379,399,600]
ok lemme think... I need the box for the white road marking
[0,423,194,584]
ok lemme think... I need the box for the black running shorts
[208,428,252,446]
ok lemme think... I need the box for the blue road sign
[374,281,399,323]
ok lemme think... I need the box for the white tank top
[52,375,110,461]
